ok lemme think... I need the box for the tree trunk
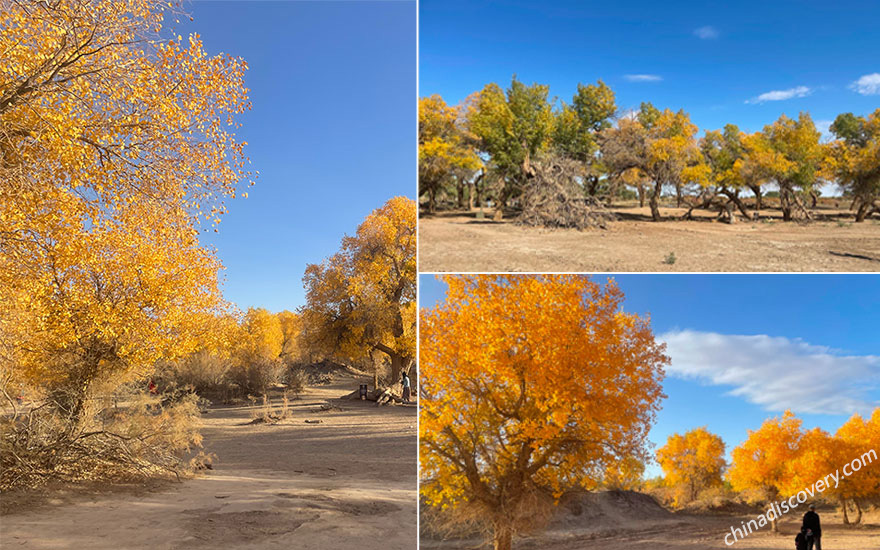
[853,499,862,524]
[650,182,662,221]
[468,183,474,210]
[771,517,778,533]
[780,186,793,222]
[390,353,403,385]
[855,199,869,222]
[457,182,466,210]
[428,188,436,214]
[722,189,752,219]
[750,185,763,211]
[493,526,512,550]
[675,182,683,208]
[841,497,850,524]
[638,184,646,208]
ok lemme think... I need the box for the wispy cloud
[661,330,880,415]
[849,73,880,95]
[746,86,812,104]
[815,119,834,142]
[694,26,719,39]
[624,74,662,83]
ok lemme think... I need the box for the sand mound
[551,490,671,530]
[300,360,367,385]
[421,490,672,541]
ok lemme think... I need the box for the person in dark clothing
[794,528,808,550]
[802,504,822,550]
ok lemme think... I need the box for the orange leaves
[420,275,668,527]
[729,410,803,499]
[728,409,880,503]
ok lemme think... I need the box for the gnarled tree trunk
[649,181,663,221]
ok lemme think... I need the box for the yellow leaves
[657,427,726,506]
[301,197,416,366]
[420,275,668,518]
[0,0,251,394]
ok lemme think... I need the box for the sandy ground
[418,206,880,272]
[422,511,880,550]
[0,376,417,550]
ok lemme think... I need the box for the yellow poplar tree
[728,410,803,531]
[419,95,482,212]
[277,310,302,363]
[656,427,727,507]
[834,409,880,523]
[237,308,283,362]
[825,109,880,222]
[741,113,823,221]
[301,197,416,384]
[0,0,252,421]
[601,106,709,221]
[419,275,668,550]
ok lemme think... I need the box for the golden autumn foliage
[833,409,880,522]
[728,411,802,504]
[741,113,823,221]
[729,408,880,526]
[419,95,482,212]
[277,310,302,362]
[825,109,880,221]
[422,79,876,222]
[601,106,709,221]
[301,197,416,384]
[236,308,284,363]
[656,427,726,507]
[0,0,251,418]
[419,275,668,550]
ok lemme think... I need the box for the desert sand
[1,375,417,550]
[421,491,880,550]
[418,205,880,272]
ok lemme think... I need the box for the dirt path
[1,376,417,549]
[418,207,880,272]
[423,512,880,549]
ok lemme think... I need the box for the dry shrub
[0,388,202,492]
[228,357,284,395]
[518,154,617,230]
[682,485,738,512]
[249,392,291,425]
[284,366,308,396]
[160,351,231,395]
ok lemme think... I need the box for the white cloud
[849,73,880,95]
[661,330,880,415]
[746,86,812,103]
[624,74,663,83]
[694,26,719,39]
[815,119,834,142]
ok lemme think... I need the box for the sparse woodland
[0,0,416,493]
[419,77,880,226]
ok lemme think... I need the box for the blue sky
[175,1,415,312]
[419,274,880,476]
[420,0,880,138]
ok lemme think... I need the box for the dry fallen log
[340,384,406,405]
